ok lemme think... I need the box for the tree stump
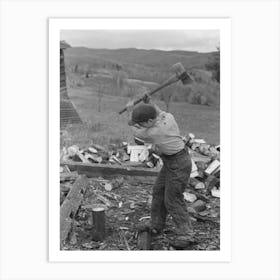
[91,206,106,241]
[137,231,151,250]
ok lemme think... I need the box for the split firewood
[77,153,90,163]
[138,147,149,162]
[88,147,98,154]
[205,159,220,175]
[194,139,206,144]
[121,152,130,162]
[188,200,207,212]
[190,170,199,178]
[109,155,122,165]
[103,177,124,192]
[191,142,201,151]
[91,144,107,152]
[186,188,209,202]
[85,154,103,164]
[67,145,80,156]
[190,159,199,178]
[205,175,220,192]
[189,177,205,190]
[127,145,148,162]
[183,192,197,203]
[211,187,220,198]
[97,194,111,207]
[146,161,154,168]
[91,205,106,241]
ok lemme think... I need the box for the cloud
[61,30,219,52]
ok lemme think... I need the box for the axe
[118,62,192,114]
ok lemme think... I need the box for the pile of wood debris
[60,133,221,250]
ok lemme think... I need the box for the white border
[49,18,231,262]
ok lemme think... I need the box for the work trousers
[151,147,192,231]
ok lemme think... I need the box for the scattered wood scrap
[60,175,89,246]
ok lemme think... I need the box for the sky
[60,30,219,53]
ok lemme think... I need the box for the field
[62,87,220,149]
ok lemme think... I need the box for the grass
[63,87,220,149]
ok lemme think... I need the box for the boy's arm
[142,93,163,115]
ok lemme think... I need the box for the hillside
[64,47,220,107]
[65,47,213,70]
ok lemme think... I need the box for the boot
[137,221,163,236]
[168,222,196,249]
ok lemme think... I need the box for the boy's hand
[126,100,135,113]
[143,93,151,104]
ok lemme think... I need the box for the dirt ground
[61,175,220,251]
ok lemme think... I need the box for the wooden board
[61,161,159,178]
[60,175,89,245]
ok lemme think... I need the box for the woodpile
[60,142,164,169]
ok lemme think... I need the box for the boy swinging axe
[120,63,196,248]
[118,62,192,114]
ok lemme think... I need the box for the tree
[160,87,173,112]
[74,64,79,73]
[97,84,104,112]
[205,46,220,83]
[112,70,127,96]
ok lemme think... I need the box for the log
[104,177,124,192]
[205,160,220,175]
[60,175,89,245]
[61,161,159,177]
[137,231,151,250]
[91,205,106,241]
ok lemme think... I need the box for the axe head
[171,62,193,85]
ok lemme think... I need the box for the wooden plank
[60,175,89,245]
[61,161,159,177]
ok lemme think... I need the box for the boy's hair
[128,104,157,126]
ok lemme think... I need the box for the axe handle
[118,76,178,115]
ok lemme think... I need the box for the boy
[126,95,194,242]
